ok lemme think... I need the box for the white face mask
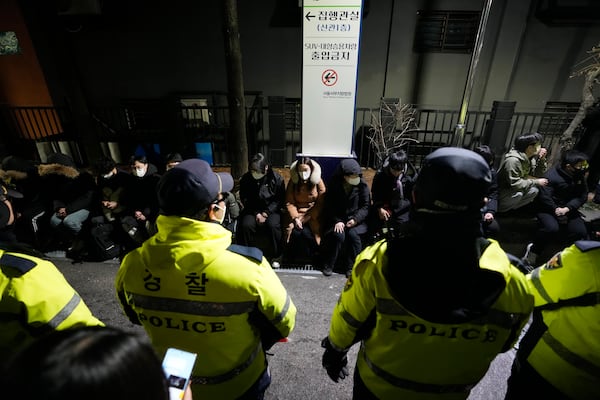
[300,170,311,181]
[135,167,146,177]
[102,171,114,179]
[212,204,226,224]
[345,176,360,186]
[251,172,265,180]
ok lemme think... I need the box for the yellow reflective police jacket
[0,248,103,362]
[523,240,600,399]
[328,239,533,400]
[116,215,296,400]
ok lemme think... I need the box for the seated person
[39,153,95,248]
[497,132,548,213]
[164,152,183,172]
[282,157,326,264]
[120,155,161,247]
[523,150,589,266]
[367,150,415,243]
[236,153,285,262]
[0,181,22,243]
[320,158,370,277]
[93,157,131,223]
[221,190,241,234]
[474,145,500,238]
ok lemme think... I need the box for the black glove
[321,337,349,382]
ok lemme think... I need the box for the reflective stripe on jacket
[116,215,296,400]
[0,250,103,362]
[329,239,533,400]
[525,240,600,399]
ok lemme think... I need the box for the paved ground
[52,256,521,400]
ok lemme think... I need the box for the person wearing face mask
[497,132,548,213]
[319,158,370,277]
[237,153,286,265]
[94,157,132,224]
[367,150,416,244]
[522,150,590,267]
[116,159,296,400]
[282,157,326,265]
[120,155,161,249]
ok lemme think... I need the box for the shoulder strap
[0,253,37,275]
[227,244,263,263]
[537,292,600,311]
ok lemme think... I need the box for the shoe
[271,261,281,269]
[322,265,333,277]
[522,243,538,267]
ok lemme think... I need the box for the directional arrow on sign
[305,11,315,22]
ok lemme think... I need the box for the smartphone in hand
[162,348,197,400]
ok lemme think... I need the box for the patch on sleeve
[544,252,562,270]
[0,253,37,275]
[574,240,600,253]
[227,244,263,263]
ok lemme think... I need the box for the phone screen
[162,348,197,400]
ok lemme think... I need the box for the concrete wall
[20,0,600,112]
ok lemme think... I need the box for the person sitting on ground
[39,153,95,249]
[367,149,415,243]
[497,132,548,213]
[0,180,23,242]
[319,158,370,277]
[93,156,131,224]
[1,326,191,400]
[237,153,285,264]
[474,145,501,239]
[165,152,183,172]
[0,155,45,247]
[120,155,161,248]
[282,157,326,264]
[522,150,590,267]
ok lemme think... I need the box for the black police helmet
[413,147,491,214]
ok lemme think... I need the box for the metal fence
[0,99,579,169]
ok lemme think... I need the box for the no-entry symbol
[322,69,338,86]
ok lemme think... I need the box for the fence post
[482,101,516,166]
[267,96,286,166]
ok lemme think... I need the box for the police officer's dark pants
[237,213,282,259]
[321,227,361,272]
[352,368,378,400]
[237,368,271,400]
[532,212,588,255]
[505,358,569,400]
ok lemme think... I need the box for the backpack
[88,223,120,261]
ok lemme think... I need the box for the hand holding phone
[162,348,197,400]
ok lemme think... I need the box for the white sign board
[302,0,363,156]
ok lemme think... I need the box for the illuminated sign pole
[301,0,363,158]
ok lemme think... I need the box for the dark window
[413,10,481,53]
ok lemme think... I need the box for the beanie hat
[157,159,234,217]
[414,147,491,214]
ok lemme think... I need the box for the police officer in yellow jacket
[0,242,103,364]
[505,240,600,400]
[321,147,534,399]
[116,159,296,400]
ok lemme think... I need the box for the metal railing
[0,101,579,169]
